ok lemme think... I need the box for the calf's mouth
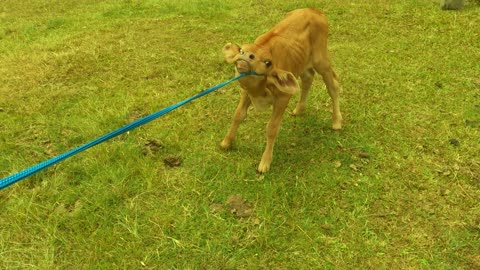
[235,59,251,73]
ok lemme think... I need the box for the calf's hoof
[292,106,305,116]
[220,140,232,150]
[332,116,343,130]
[332,122,342,131]
[257,160,271,174]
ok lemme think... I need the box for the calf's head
[223,43,299,95]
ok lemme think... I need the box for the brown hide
[221,8,343,173]
[255,8,328,76]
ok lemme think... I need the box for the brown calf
[220,8,343,173]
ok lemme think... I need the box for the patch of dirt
[163,155,182,167]
[209,203,224,214]
[474,78,480,88]
[54,200,82,216]
[143,71,162,80]
[209,194,255,218]
[226,194,253,218]
[358,151,370,159]
[465,120,480,128]
[143,139,163,155]
[449,138,460,147]
[43,140,57,157]
[127,108,148,122]
[467,253,480,269]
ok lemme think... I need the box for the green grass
[1,0,479,268]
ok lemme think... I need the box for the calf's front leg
[257,95,290,173]
[221,90,251,149]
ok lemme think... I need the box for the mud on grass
[1,0,480,269]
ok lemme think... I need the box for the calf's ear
[222,43,241,64]
[267,69,300,95]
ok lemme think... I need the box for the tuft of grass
[1,0,479,268]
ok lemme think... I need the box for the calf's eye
[265,61,272,67]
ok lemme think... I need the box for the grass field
[1,0,479,268]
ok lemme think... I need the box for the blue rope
[0,72,260,190]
